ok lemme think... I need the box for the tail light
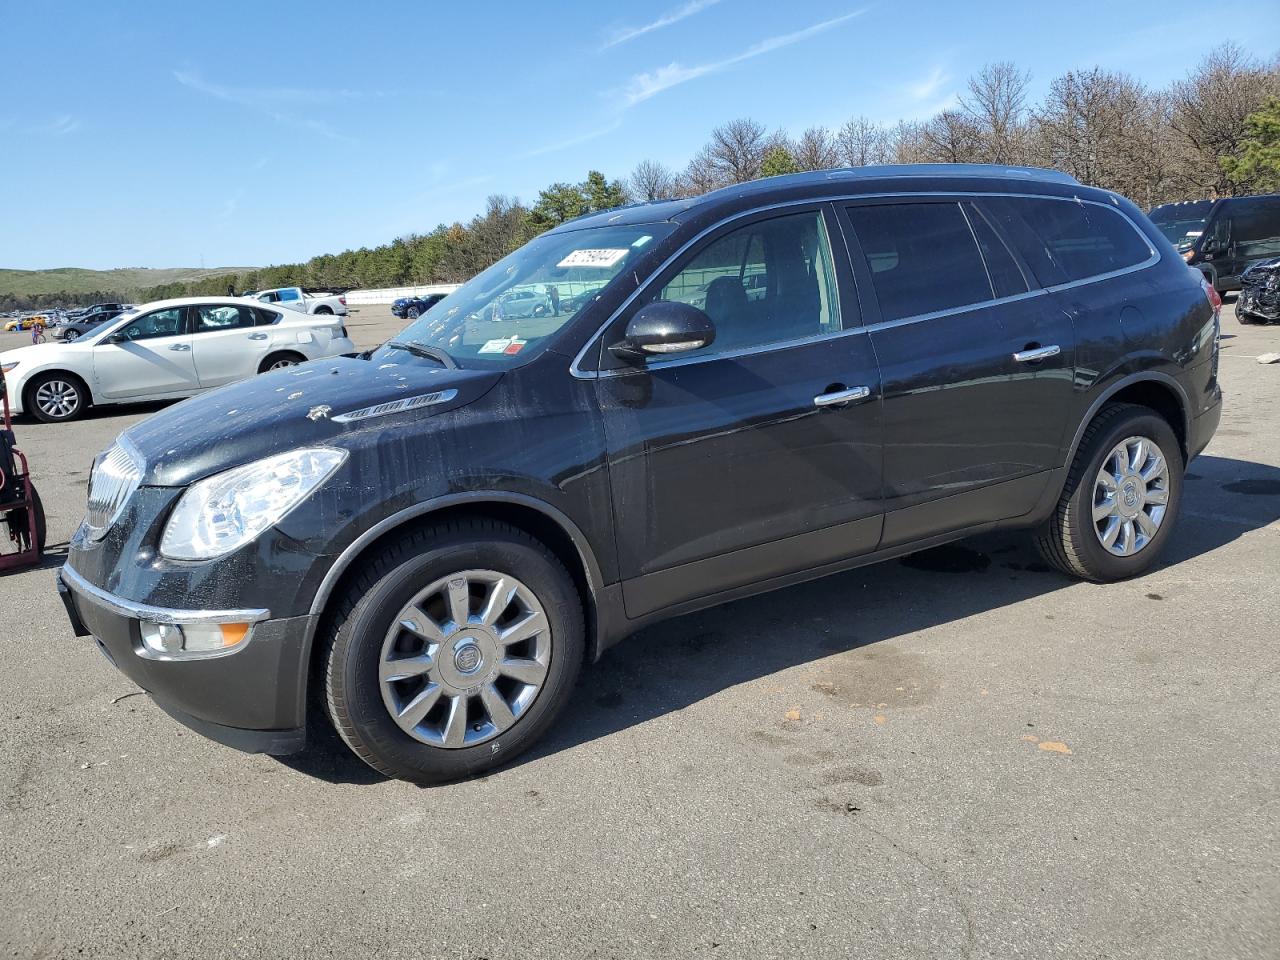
[339,296,347,306]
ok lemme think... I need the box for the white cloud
[174,69,357,143]
[603,0,722,49]
[519,119,626,159]
[621,9,868,106]
[906,65,949,101]
[46,115,81,136]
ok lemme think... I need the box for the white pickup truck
[255,286,348,316]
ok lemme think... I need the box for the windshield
[1155,218,1207,247]
[382,222,674,367]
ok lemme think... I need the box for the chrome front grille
[84,439,142,541]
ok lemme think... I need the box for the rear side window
[254,308,282,326]
[278,288,301,302]
[964,202,1029,298]
[1225,197,1280,259]
[844,202,992,321]
[1011,198,1151,283]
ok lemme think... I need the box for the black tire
[407,306,420,319]
[257,351,306,373]
[1035,403,1184,582]
[322,518,585,783]
[25,372,87,423]
[314,306,333,315]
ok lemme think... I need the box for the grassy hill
[0,266,254,299]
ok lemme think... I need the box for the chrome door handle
[1013,344,1060,363]
[168,343,191,351]
[248,333,269,340]
[814,385,871,407]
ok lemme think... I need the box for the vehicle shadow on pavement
[278,454,1280,785]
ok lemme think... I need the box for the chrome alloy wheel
[268,357,298,370]
[35,379,80,418]
[378,569,551,748]
[1092,436,1171,557]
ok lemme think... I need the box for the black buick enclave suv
[58,165,1223,783]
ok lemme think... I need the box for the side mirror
[609,301,716,363]
[108,331,128,343]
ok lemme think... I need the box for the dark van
[58,165,1222,783]
[1150,194,1280,292]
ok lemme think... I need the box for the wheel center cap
[1119,478,1144,517]
[453,640,483,675]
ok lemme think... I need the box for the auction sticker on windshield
[557,249,628,269]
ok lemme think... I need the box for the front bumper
[58,563,310,754]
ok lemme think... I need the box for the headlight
[160,448,346,560]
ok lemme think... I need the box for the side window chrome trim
[591,326,870,379]
[569,190,1159,379]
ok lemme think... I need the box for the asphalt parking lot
[2,302,1278,959]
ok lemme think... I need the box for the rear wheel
[322,519,585,783]
[26,373,87,423]
[258,351,306,372]
[1036,403,1183,581]
[314,306,333,315]
[407,306,421,319]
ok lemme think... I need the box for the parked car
[1237,256,1279,323]
[491,288,552,320]
[0,296,355,423]
[255,286,348,316]
[56,164,1221,783]
[391,292,449,320]
[1150,194,1280,293]
[58,304,130,340]
[66,302,126,322]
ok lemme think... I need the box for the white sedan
[0,296,356,423]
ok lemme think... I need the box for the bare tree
[960,61,1032,163]
[1169,43,1280,195]
[628,159,677,201]
[700,117,779,184]
[885,119,929,163]
[792,126,840,171]
[837,115,889,166]
[923,110,982,163]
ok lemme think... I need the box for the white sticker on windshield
[557,248,628,269]
[478,338,512,354]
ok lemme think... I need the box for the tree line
[7,43,1278,312]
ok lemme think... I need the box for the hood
[1243,256,1280,277]
[123,354,502,486]
[0,339,89,365]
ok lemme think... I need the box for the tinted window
[1225,197,1280,258]
[845,202,992,321]
[116,308,185,342]
[253,308,281,326]
[195,304,257,332]
[278,288,301,302]
[1013,198,1151,283]
[653,210,842,356]
[965,202,1029,298]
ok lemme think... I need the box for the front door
[92,306,199,399]
[593,206,884,618]
[837,198,1076,546]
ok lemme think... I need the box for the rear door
[837,197,1076,546]
[593,205,885,618]
[190,302,272,387]
[92,306,199,399]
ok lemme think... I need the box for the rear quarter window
[1011,197,1153,284]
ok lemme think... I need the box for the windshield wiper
[386,340,460,369]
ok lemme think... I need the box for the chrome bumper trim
[60,563,271,625]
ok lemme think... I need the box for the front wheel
[27,373,87,423]
[407,306,420,319]
[322,519,585,783]
[1036,403,1183,582]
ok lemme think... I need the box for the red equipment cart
[0,367,45,571]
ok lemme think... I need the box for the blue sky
[2,0,1277,270]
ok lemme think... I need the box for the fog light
[140,621,250,657]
